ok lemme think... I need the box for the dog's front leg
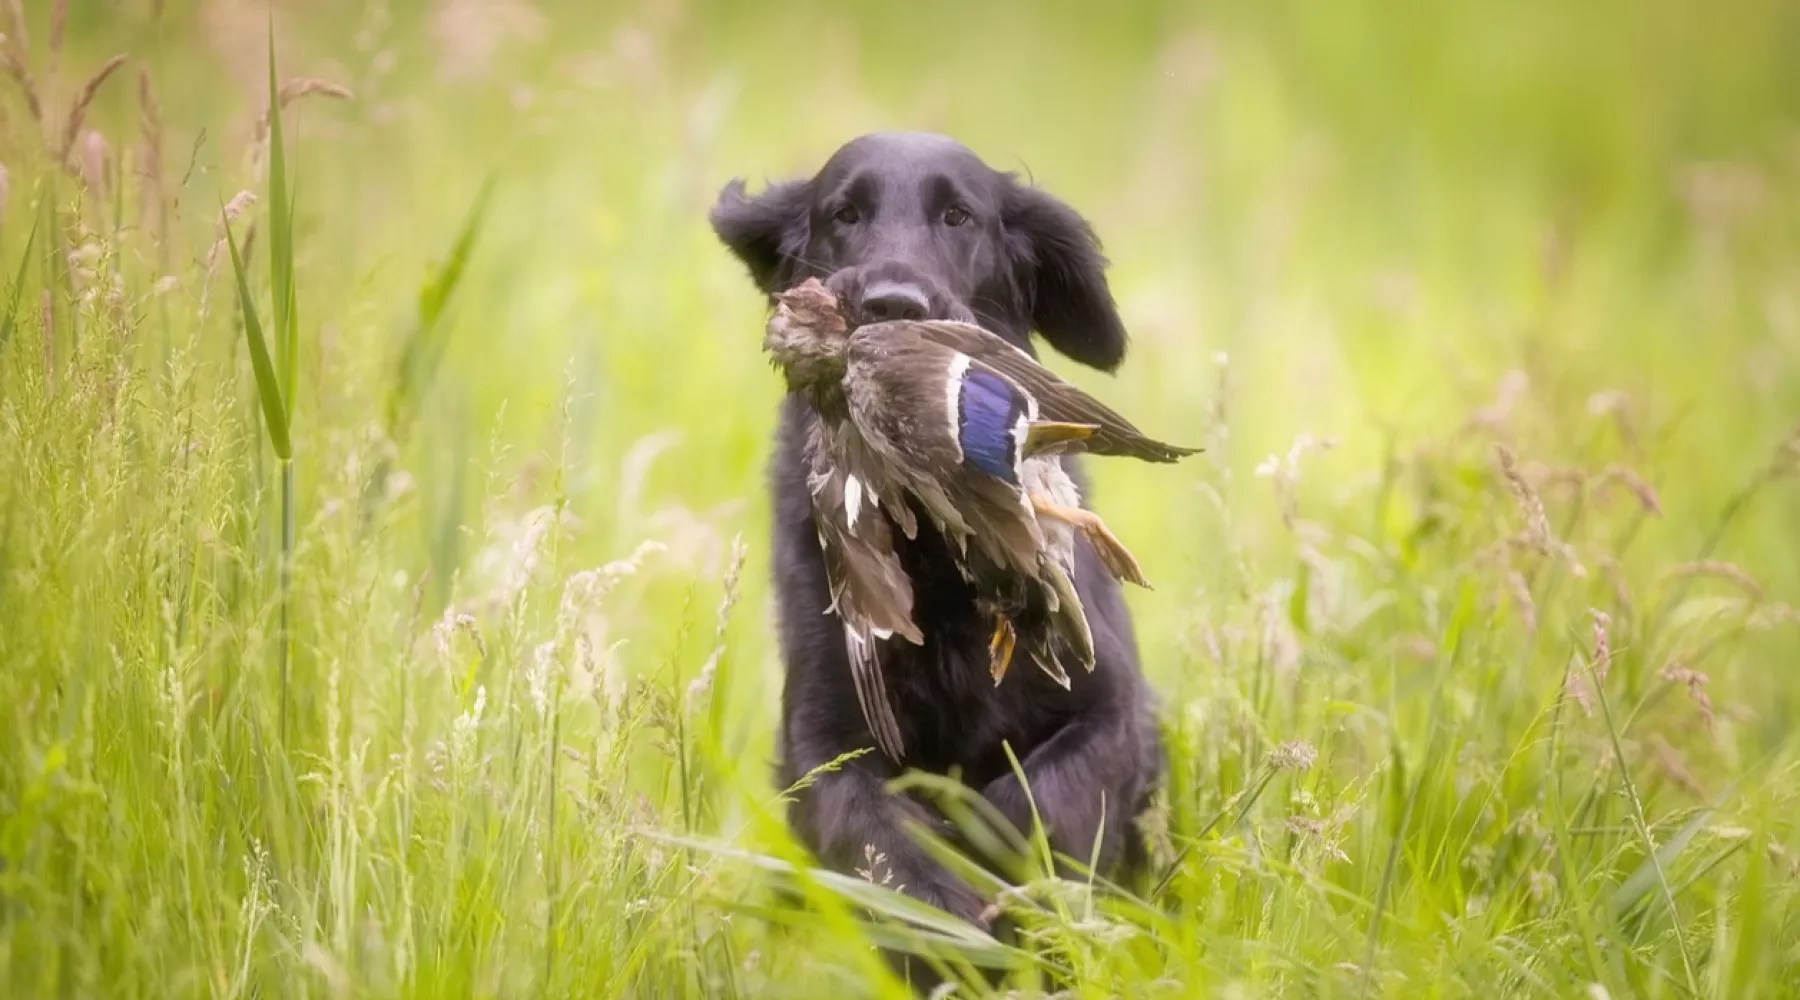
[788,758,990,926]
[771,396,990,926]
[776,580,991,927]
[978,710,1154,877]
[978,556,1160,878]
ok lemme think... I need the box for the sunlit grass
[3,0,1800,997]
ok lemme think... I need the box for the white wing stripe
[844,474,863,530]
[944,352,971,463]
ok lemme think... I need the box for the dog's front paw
[910,871,991,930]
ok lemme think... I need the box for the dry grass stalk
[216,190,257,235]
[3,0,27,51]
[1495,444,1552,553]
[198,190,258,323]
[60,53,128,163]
[1495,444,1587,577]
[1255,431,1336,529]
[137,68,165,242]
[1659,663,1715,729]
[1587,389,1641,451]
[253,77,355,146]
[685,534,747,712]
[1748,602,1800,631]
[1663,560,1764,601]
[48,0,65,60]
[1589,609,1612,684]
[1597,465,1663,517]
[1525,460,1588,496]
[0,162,9,229]
[0,33,42,126]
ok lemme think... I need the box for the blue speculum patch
[958,368,1026,484]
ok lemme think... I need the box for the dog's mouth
[825,263,979,328]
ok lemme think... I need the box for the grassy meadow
[4,0,1800,995]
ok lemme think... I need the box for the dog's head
[710,132,1128,372]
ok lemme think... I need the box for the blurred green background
[4,0,1800,996]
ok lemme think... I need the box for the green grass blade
[418,176,492,326]
[711,897,1020,972]
[1610,803,1717,918]
[0,207,41,355]
[636,829,1025,959]
[385,178,493,435]
[1596,677,1700,994]
[223,210,291,461]
[1726,819,1770,995]
[267,22,296,414]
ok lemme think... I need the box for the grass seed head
[0,33,43,126]
[203,190,258,274]
[527,640,556,718]
[253,77,354,146]
[60,53,128,163]
[1495,444,1551,554]
[1666,560,1764,600]
[1598,464,1663,517]
[1660,663,1715,729]
[1269,739,1318,772]
[432,608,486,663]
[1589,609,1612,683]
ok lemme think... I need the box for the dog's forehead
[817,132,994,189]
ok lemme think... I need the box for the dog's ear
[710,178,812,293]
[1003,180,1128,372]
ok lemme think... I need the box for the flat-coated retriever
[711,132,1161,936]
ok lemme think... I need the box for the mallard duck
[764,277,1199,760]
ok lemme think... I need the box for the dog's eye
[833,204,861,225]
[942,206,971,227]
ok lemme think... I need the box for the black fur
[712,132,1161,949]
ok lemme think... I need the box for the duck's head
[764,277,853,391]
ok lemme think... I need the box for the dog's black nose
[860,281,931,322]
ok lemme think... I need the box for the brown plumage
[764,278,1199,760]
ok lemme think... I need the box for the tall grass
[220,30,303,740]
[3,1,1800,997]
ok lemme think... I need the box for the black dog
[710,132,1162,931]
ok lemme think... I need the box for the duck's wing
[803,426,919,763]
[808,456,922,646]
[842,625,905,763]
[844,334,1050,581]
[877,319,1202,464]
